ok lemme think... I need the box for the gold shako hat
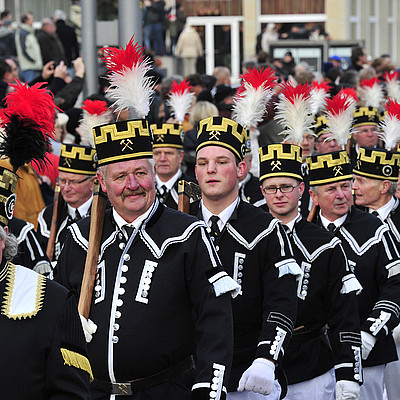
[92,119,153,167]
[353,147,400,181]
[313,114,328,138]
[306,150,352,186]
[259,144,303,183]
[353,106,380,127]
[151,123,184,149]
[58,144,97,175]
[0,166,17,227]
[196,116,247,161]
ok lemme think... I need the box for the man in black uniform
[352,146,400,400]
[259,143,362,400]
[0,165,92,399]
[307,150,400,400]
[55,117,238,400]
[192,116,302,399]
[151,122,196,209]
[37,143,97,260]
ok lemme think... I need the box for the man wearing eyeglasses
[192,116,302,400]
[260,143,362,400]
[37,143,96,260]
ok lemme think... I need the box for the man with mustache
[308,150,400,400]
[55,116,238,400]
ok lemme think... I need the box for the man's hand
[73,57,85,78]
[361,330,376,360]
[79,314,97,343]
[237,358,275,395]
[336,380,360,400]
[54,61,69,81]
[41,61,55,80]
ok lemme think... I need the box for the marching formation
[1,36,400,400]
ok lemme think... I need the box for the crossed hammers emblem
[209,130,221,140]
[156,134,165,142]
[270,160,282,171]
[120,139,134,151]
[333,166,343,176]
[63,157,72,167]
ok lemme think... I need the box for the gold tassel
[60,348,94,382]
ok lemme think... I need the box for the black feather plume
[0,115,49,172]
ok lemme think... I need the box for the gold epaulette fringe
[60,348,94,382]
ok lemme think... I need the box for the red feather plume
[383,71,399,83]
[279,81,311,104]
[311,81,331,92]
[386,99,400,118]
[240,66,278,91]
[101,37,145,73]
[360,77,379,88]
[169,79,192,96]
[81,99,109,116]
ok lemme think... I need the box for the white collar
[67,195,93,218]
[112,201,155,231]
[201,197,239,232]
[319,211,347,231]
[282,213,300,232]
[370,196,397,221]
[156,169,182,191]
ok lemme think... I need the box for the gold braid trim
[61,348,94,382]
[2,262,46,319]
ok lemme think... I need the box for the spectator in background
[214,83,236,118]
[175,24,203,77]
[261,23,278,54]
[36,18,66,65]
[143,0,167,56]
[349,46,369,72]
[53,9,79,72]
[167,2,186,55]
[213,65,231,86]
[0,11,16,56]
[281,50,296,78]
[14,12,43,82]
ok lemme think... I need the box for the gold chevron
[259,144,302,162]
[95,120,150,144]
[60,145,96,161]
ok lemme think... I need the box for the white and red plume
[101,36,155,119]
[383,71,400,102]
[79,100,112,147]
[166,79,194,123]
[0,80,58,171]
[324,88,358,148]
[360,77,385,108]
[274,80,314,145]
[379,99,400,150]
[232,66,277,128]
[309,81,330,114]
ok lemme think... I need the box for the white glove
[79,314,97,343]
[361,331,376,360]
[393,323,400,346]
[33,261,53,277]
[237,358,275,395]
[336,380,360,400]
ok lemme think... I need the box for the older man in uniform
[192,116,302,399]
[259,143,362,400]
[0,164,92,399]
[308,150,400,400]
[55,116,237,400]
[151,122,195,209]
[37,143,96,260]
[352,146,400,400]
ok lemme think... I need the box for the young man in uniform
[192,116,302,399]
[259,143,362,400]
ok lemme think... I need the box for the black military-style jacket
[9,216,51,273]
[282,215,362,385]
[56,200,235,400]
[191,199,301,392]
[36,200,92,261]
[155,171,196,210]
[238,172,267,210]
[314,206,400,367]
[0,261,91,399]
